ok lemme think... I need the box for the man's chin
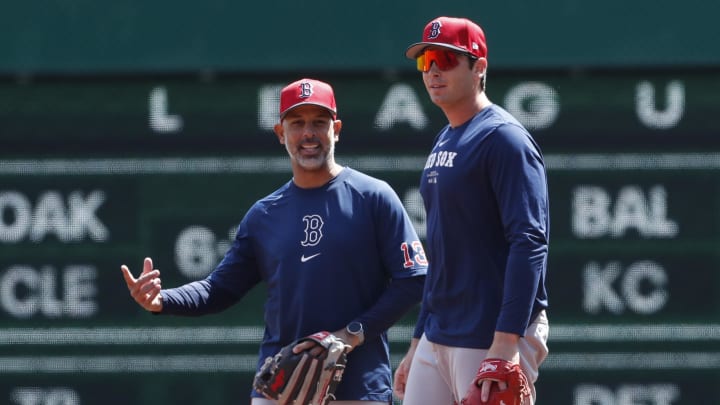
[296,157,325,171]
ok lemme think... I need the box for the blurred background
[2,0,719,404]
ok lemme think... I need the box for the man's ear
[273,122,285,144]
[474,57,488,78]
[333,119,342,142]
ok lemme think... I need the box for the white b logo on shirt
[301,214,324,246]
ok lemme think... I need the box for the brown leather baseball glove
[253,331,349,405]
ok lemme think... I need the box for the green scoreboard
[2,71,719,404]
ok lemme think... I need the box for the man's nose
[302,124,316,137]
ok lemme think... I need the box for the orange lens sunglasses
[416,49,462,72]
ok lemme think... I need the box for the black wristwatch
[346,321,364,342]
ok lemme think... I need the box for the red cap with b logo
[405,16,487,59]
[279,78,337,119]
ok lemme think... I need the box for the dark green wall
[3,0,719,75]
[2,2,720,404]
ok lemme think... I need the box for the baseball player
[393,17,550,405]
[122,78,428,404]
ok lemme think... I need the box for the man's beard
[289,142,335,171]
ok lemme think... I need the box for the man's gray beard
[290,143,335,171]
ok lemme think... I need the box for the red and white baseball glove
[461,358,531,405]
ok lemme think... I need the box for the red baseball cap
[279,78,337,119]
[405,16,487,59]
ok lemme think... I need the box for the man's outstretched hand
[121,257,163,312]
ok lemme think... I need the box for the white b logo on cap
[428,21,442,39]
[299,82,313,98]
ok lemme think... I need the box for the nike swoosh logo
[301,253,321,262]
[437,139,449,147]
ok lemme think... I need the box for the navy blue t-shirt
[162,167,427,402]
[417,104,550,349]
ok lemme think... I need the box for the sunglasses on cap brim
[415,49,476,73]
